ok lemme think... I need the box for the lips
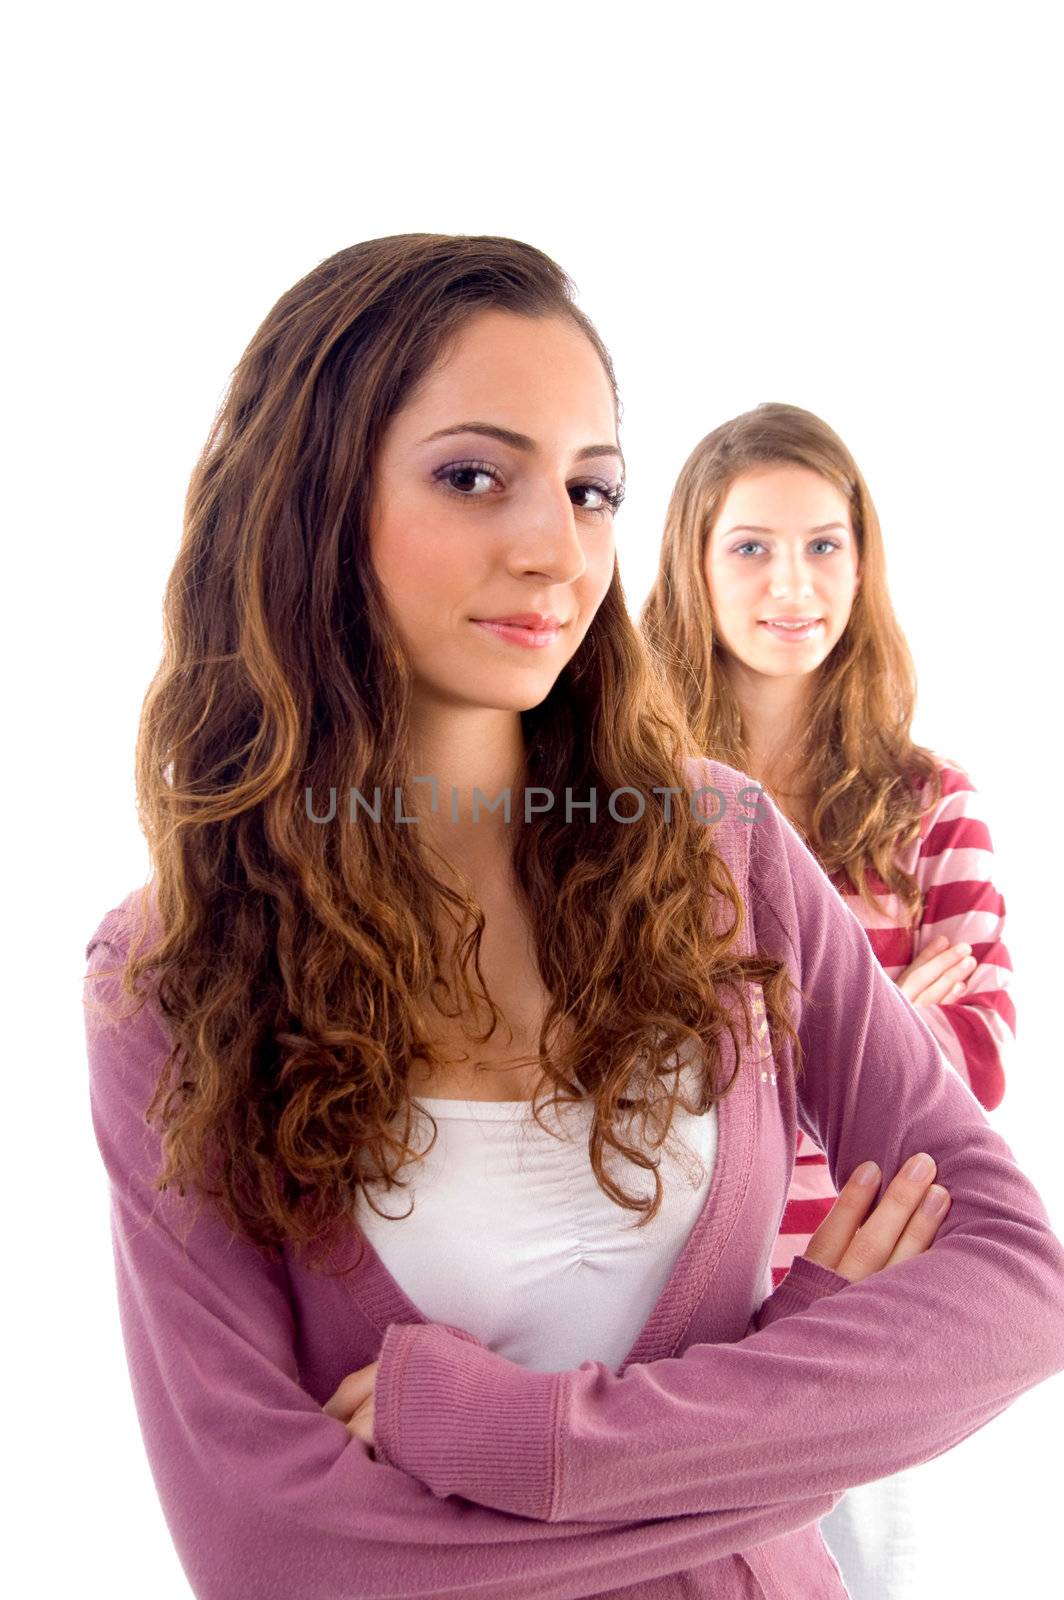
[472,613,565,628]
[470,614,566,651]
[759,617,825,643]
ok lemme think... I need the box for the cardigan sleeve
[84,918,844,1600]
[372,793,1064,1526]
[906,763,1014,1110]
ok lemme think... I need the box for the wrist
[373,1321,560,1518]
[753,1253,849,1333]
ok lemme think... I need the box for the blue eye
[731,538,840,557]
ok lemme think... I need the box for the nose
[503,481,588,585]
[767,546,814,601]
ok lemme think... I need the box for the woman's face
[702,464,860,683]
[369,309,623,715]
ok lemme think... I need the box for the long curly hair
[88,235,800,1270]
[640,401,941,923]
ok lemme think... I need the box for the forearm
[373,1143,1064,1526]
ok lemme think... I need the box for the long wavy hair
[88,235,800,1269]
[641,402,941,921]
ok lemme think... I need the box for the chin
[495,680,562,713]
[448,673,563,713]
[752,648,828,679]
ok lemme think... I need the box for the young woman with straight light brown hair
[641,401,1015,1597]
[84,241,1055,1600]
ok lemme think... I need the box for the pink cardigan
[84,760,1064,1599]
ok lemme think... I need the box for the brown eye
[434,461,502,497]
[572,481,625,518]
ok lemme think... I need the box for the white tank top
[356,1054,718,1373]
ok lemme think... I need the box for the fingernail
[921,1185,950,1216]
[905,1153,934,1182]
[853,1161,880,1185]
[956,943,972,955]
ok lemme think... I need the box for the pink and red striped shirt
[771,760,1014,1286]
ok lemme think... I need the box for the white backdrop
[6,3,1061,1596]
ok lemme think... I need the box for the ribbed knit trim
[769,1253,849,1314]
[373,1320,559,1519]
[620,758,759,1369]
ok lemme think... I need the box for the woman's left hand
[803,1152,951,1283]
[323,1360,379,1451]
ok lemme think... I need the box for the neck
[723,657,817,794]
[404,699,526,873]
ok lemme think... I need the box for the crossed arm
[318,798,1064,1529]
[327,1152,955,1447]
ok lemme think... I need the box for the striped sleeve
[770,1129,839,1287]
[769,761,1015,1285]
[904,764,1014,1111]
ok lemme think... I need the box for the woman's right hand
[896,934,976,1007]
[802,1152,952,1284]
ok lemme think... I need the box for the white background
[6,3,1062,1596]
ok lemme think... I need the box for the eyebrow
[722,522,849,536]
[418,421,625,469]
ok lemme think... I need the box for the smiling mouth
[470,618,563,650]
[758,618,825,639]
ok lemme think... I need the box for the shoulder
[913,755,978,811]
[85,883,162,964]
[83,884,167,1068]
[681,754,766,878]
[922,754,974,791]
[688,758,862,980]
[680,754,803,963]
[912,756,995,851]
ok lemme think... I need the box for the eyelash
[433,459,626,519]
[732,539,840,557]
